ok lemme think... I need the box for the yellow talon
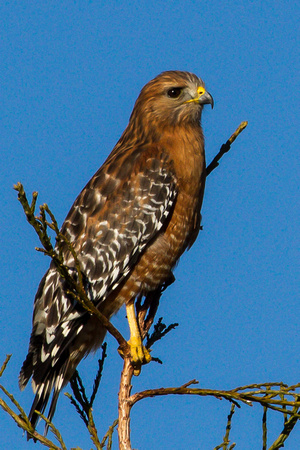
[128,337,151,376]
[128,336,151,364]
[125,302,152,375]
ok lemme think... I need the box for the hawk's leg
[126,301,151,376]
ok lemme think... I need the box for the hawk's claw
[127,337,151,376]
[118,337,152,375]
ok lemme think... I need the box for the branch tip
[206,120,248,176]
[228,121,248,145]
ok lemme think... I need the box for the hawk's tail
[19,347,69,436]
[19,267,107,435]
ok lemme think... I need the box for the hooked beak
[185,86,214,109]
[198,88,214,109]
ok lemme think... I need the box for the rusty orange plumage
[19,70,213,430]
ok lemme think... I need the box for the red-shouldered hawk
[19,71,213,430]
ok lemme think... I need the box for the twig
[87,408,102,450]
[67,343,108,433]
[90,343,107,407]
[145,317,178,349]
[100,419,118,450]
[0,384,33,431]
[66,372,89,426]
[35,411,68,450]
[65,391,88,427]
[262,406,268,450]
[206,121,248,176]
[0,355,12,378]
[268,395,300,450]
[214,403,236,449]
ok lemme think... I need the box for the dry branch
[206,121,248,176]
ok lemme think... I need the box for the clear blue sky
[1,1,299,449]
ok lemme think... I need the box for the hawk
[19,70,213,429]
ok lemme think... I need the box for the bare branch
[118,358,134,450]
[206,121,248,176]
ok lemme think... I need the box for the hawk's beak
[197,87,214,109]
[185,87,214,109]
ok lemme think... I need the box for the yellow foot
[128,336,151,376]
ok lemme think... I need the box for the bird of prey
[19,70,213,430]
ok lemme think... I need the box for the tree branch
[66,344,108,448]
[118,358,134,450]
[268,395,300,450]
[100,419,118,450]
[206,121,248,176]
[214,403,236,450]
[129,382,300,415]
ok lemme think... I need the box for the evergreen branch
[66,369,90,426]
[87,408,102,450]
[214,403,236,449]
[0,383,32,430]
[145,317,179,349]
[72,371,89,409]
[129,382,300,415]
[268,395,300,450]
[0,396,60,449]
[35,411,68,450]
[67,344,108,420]
[64,392,88,427]
[0,354,12,378]
[66,344,108,447]
[90,344,107,407]
[262,406,267,450]
[12,122,300,450]
[100,419,118,450]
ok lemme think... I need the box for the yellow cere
[185,86,206,103]
[197,86,206,97]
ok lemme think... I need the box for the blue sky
[1,1,299,449]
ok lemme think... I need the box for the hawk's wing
[63,146,178,306]
[19,145,177,400]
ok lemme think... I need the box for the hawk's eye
[167,87,182,98]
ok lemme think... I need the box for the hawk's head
[131,71,213,127]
